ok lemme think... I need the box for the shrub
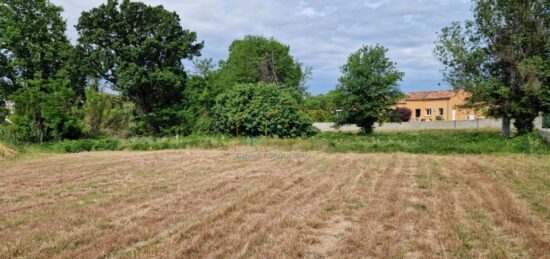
[7,81,85,143]
[83,90,134,138]
[306,109,330,122]
[396,107,412,122]
[211,83,318,137]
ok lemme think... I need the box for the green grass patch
[3,129,550,156]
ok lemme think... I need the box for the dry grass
[0,143,16,158]
[0,148,549,258]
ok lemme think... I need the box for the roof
[398,89,462,103]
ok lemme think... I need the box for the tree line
[0,0,548,142]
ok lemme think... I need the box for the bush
[387,107,412,123]
[211,83,318,137]
[83,90,133,138]
[306,109,330,122]
[7,81,85,143]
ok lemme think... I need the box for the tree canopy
[218,35,309,95]
[76,0,203,134]
[435,0,550,137]
[336,45,404,134]
[0,0,85,142]
[0,0,74,96]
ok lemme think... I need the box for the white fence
[540,129,550,144]
[314,117,543,133]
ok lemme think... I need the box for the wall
[314,117,543,133]
[540,129,550,144]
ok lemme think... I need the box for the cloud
[50,0,472,94]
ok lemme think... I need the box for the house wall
[396,92,482,121]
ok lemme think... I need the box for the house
[396,89,482,121]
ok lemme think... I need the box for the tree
[0,0,85,142]
[304,89,343,122]
[336,45,404,134]
[211,83,318,137]
[76,0,203,135]
[218,35,309,96]
[0,0,71,92]
[435,0,550,138]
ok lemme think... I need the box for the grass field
[1,147,549,258]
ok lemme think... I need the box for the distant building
[396,90,482,121]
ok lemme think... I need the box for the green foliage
[0,0,72,89]
[13,130,550,155]
[178,60,225,135]
[0,0,87,143]
[83,90,133,138]
[218,35,308,95]
[76,0,203,134]
[304,90,343,122]
[434,0,550,137]
[211,83,318,137]
[4,80,85,143]
[0,100,8,123]
[336,45,404,134]
[542,113,550,129]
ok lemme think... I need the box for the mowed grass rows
[0,149,549,258]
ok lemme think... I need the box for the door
[415,109,421,119]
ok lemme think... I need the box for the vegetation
[304,90,342,122]
[0,0,547,145]
[218,35,310,96]
[435,0,550,138]
[335,45,404,133]
[211,83,318,137]
[4,130,547,155]
[544,113,550,129]
[0,0,85,142]
[387,107,412,123]
[76,0,203,135]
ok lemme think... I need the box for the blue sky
[51,0,473,95]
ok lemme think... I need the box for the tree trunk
[502,116,511,139]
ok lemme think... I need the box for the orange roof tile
[403,89,460,101]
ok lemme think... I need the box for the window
[426,109,432,116]
[439,108,444,116]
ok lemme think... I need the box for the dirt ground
[1,148,549,258]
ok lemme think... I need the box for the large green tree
[76,0,203,135]
[336,45,404,134]
[218,35,309,96]
[0,0,85,142]
[0,0,72,93]
[435,0,550,138]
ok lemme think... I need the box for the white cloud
[298,7,326,18]
[50,0,472,94]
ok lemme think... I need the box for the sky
[51,0,473,95]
